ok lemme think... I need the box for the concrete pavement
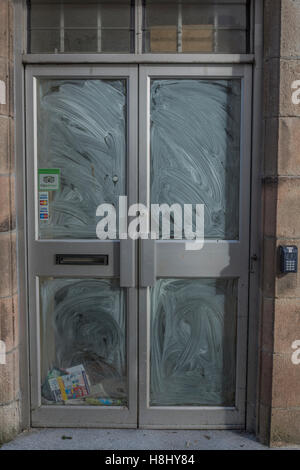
[1,429,299,450]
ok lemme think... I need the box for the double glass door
[26,64,252,428]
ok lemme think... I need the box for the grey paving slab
[1,429,299,450]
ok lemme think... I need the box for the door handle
[120,239,135,287]
[140,239,157,287]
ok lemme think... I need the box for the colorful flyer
[38,168,60,191]
[39,192,49,221]
[48,364,90,402]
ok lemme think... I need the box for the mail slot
[55,254,109,266]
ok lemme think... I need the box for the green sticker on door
[38,168,60,191]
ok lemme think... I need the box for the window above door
[27,0,252,54]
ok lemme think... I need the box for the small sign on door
[38,168,60,191]
[39,192,49,220]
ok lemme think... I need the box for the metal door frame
[138,65,253,428]
[25,65,138,427]
[24,63,253,429]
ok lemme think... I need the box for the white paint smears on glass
[150,79,241,240]
[40,278,127,405]
[150,278,237,406]
[37,79,126,239]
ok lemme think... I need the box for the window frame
[26,0,254,56]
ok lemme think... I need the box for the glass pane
[64,5,98,27]
[214,30,247,54]
[101,30,132,53]
[150,79,241,240]
[146,3,179,27]
[182,4,246,28]
[101,3,131,28]
[40,278,127,406]
[182,25,214,53]
[30,30,60,54]
[30,4,61,28]
[145,27,178,53]
[150,278,237,407]
[143,0,249,53]
[37,79,126,239]
[64,30,98,53]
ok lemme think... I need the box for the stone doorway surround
[0,0,300,447]
[0,0,20,444]
[259,0,300,446]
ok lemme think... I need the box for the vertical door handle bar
[120,238,136,287]
[140,239,157,287]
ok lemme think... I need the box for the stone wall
[260,0,300,446]
[0,0,20,443]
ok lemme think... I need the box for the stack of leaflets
[48,364,90,402]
